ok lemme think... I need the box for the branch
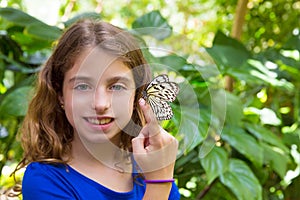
[195,178,218,199]
[225,0,249,92]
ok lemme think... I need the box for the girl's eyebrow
[68,75,133,84]
[106,76,133,84]
[68,76,91,83]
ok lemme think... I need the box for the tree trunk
[225,0,248,92]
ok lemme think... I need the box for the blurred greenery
[0,0,300,199]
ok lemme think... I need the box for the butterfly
[142,74,179,120]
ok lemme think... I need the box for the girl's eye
[110,84,126,91]
[74,83,91,91]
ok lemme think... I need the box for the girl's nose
[93,88,111,113]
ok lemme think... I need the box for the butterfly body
[142,74,179,120]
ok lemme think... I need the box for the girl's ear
[58,94,65,110]
[58,94,64,105]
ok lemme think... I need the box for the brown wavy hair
[15,19,151,171]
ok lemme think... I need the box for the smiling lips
[85,117,113,125]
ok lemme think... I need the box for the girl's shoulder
[22,162,75,199]
[24,162,70,180]
[25,161,67,172]
[26,161,67,170]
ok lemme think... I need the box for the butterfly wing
[143,74,179,120]
[146,74,169,89]
[146,82,179,102]
[148,95,174,120]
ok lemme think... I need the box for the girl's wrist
[144,163,175,179]
[144,179,175,184]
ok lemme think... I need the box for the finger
[131,134,146,154]
[139,98,161,137]
[138,98,157,125]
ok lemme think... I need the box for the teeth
[99,118,111,125]
[87,118,111,125]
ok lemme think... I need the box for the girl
[15,19,180,199]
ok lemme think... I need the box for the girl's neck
[68,134,134,192]
[69,133,132,174]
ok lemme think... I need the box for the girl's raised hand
[131,98,178,180]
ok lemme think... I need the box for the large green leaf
[206,31,251,71]
[208,89,227,123]
[201,146,228,184]
[0,7,61,41]
[63,12,101,27]
[245,122,289,153]
[222,91,243,126]
[26,23,61,41]
[0,33,23,60]
[197,89,227,158]
[175,104,204,153]
[157,54,188,71]
[0,54,41,73]
[0,86,33,117]
[207,36,295,89]
[247,59,294,91]
[283,34,300,52]
[220,159,262,200]
[213,31,250,53]
[173,80,207,153]
[222,126,263,167]
[261,142,289,179]
[132,10,172,40]
[0,7,40,26]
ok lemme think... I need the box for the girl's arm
[132,98,179,200]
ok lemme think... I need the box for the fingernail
[139,98,146,105]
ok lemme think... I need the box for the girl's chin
[76,129,122,145]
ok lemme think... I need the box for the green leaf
[248,60,294,92]
[222,126,263,167]
[206,31,251,70]
[0,54,41,73]
[0,7,61,41]
[244,107,281,126]
[0,7,41,26]
[175,105,204,153]
[201,147,228,184]
[283,34,300,52]
[63,12,101,27]
[175,149,198,171]
[198,89,227,158]
[157,54,187,71]
[26,23,61,41]
[132,10,172,40]
[261,143,289,178]
[0,86,33,117]
[208,90,227,121]
[0,33,23,59]
[174,81,205,153]
[225,66,265,85]
[213,31,250,53]
[220,159,262,200]
[178,81,204,106]
[245,122,289,153]
[222,91,243,126]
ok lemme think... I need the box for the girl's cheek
[64,95,89,126]
[113,92,135,110]
[64,107,75,127]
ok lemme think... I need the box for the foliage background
[0,0,300,199]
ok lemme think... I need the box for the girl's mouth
[85,117,114,125]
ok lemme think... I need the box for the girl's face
[60,48,136,145]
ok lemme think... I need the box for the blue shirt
[22,162,180,200]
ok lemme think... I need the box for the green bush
[0,7,299,200]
